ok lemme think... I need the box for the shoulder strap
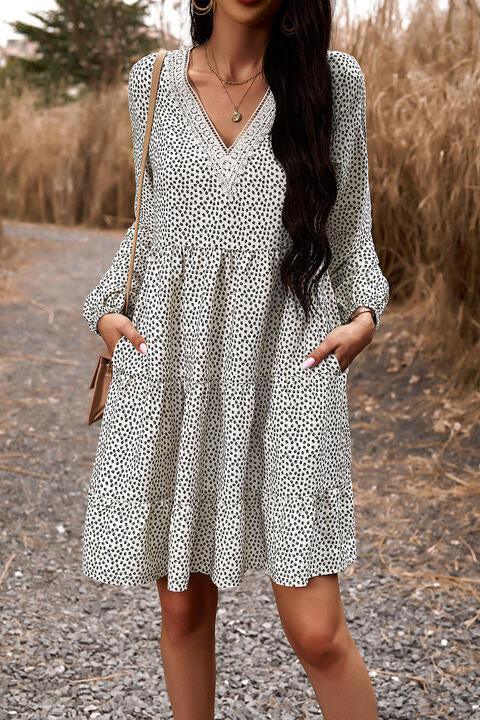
[124,48,167,315]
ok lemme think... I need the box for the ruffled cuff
[83,290,126,337]
[344,303,379,329]
[335,276,390,330]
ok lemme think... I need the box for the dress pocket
[112,335,128,365]
[329,350,350,376]
[111,335,149,379]
[306,352,349,378]
[303,322,350,378]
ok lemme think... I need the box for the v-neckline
[182,43,273,157]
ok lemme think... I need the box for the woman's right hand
[97,313,148,357]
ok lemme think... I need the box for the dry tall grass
[0,0,478,389]
[335,0,479,390]
[0,85,133,228]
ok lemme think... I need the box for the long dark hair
[190,1,337,323]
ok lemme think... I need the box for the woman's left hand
[302,312,376,372]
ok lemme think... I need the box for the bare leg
[156,572,219,720]
[270,573,378,720]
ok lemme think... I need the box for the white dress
[82,44,389,592]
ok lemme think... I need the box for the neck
[206,8,271,81]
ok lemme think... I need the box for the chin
[217,0,281,25]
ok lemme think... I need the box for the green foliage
[6,0,158,100]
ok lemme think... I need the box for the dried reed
[0,0,478,388]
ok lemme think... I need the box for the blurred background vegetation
[0,0,478,390]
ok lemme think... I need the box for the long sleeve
[83,52,158,336]
[326,53,389,328]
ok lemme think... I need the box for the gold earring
[192,0,215,15]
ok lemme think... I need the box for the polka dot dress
[82,44,390,592]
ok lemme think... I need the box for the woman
[82,0,389,717]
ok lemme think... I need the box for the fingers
[302,337,337,370]
[119,317,148,355]
[96,313,148,356]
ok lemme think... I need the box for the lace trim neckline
[181,43,273,157]
[170,45,276,196]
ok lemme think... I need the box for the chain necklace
[203,41,265,123]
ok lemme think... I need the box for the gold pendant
[232,110,242,123]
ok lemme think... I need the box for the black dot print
[82,45,389,592]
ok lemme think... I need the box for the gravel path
[1,220,478,720]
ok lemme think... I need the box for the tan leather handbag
[87,48,167,426]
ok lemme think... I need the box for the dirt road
[0,220,478,719]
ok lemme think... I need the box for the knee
[159,573,218,643]
[160,594,208,642]
[293,623,351,669]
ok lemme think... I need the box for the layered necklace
[203,40,265,123]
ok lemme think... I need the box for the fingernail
[139,342,147,355]
[302,356,316,370]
